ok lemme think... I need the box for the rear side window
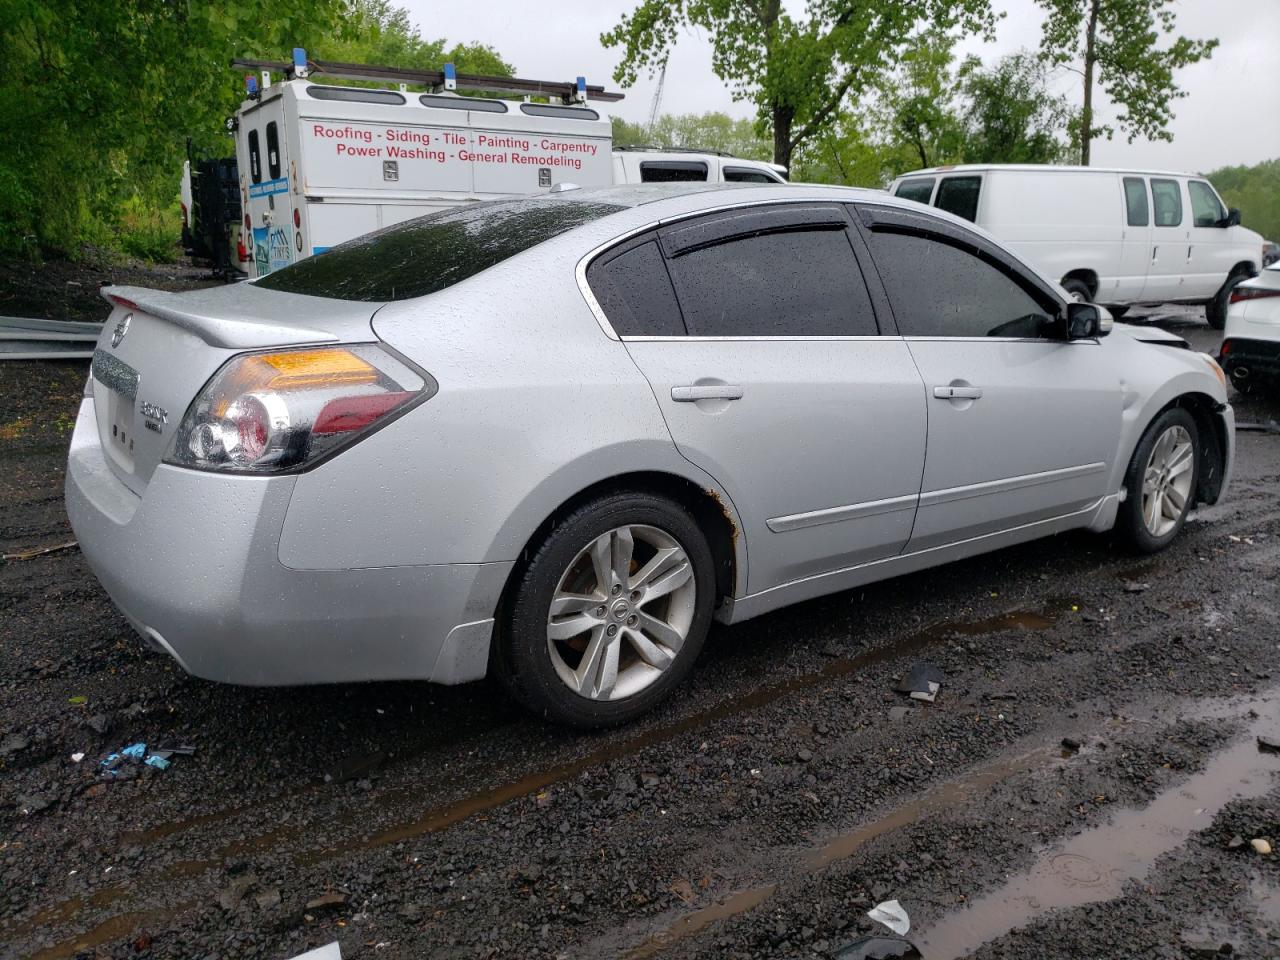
[867,230,1052,338]
[266,122,281,180]
[587,241,685,337]
[1123,177,1149,226]
[664,227,877,337]
[1151,179,1183,227]
[934,176,981,222]
[248,129,262,184]
[640,161,707,183]
[255,198,625,301]
[894,177,935,204]
[723,167,779,183]
[1188,180,1226,227]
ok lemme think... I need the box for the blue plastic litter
[121,742,147,759]
[100,753,121,768]
[145,754,170,770]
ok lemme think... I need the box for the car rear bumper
[1220,337,1280,382]
[65,398,511,686]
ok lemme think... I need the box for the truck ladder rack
[231,57,625,104]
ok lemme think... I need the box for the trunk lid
[91,283,384,494]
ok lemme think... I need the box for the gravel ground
[2,289,1279,960]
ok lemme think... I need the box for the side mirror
[1221,208,1241,228]
[1066,302,1112,339]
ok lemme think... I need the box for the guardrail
[0,316,101,360]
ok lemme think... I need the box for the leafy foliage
[0,0,508,259]
[1206,158,1280,243]
[1037,0,1217,164]
[601,0,998,169]
[612,113,772,161]
[958,51,1077,164]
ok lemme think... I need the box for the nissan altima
[66,184,1234,727]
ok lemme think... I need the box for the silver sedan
[66,184,1234,727]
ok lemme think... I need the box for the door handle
[671,384,744,402]
[1186,245,1193,262]
[1151,245,1158,264]
[933,385,983,400]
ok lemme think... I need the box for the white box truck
[229,50,785,279]
[887,164,1265,328]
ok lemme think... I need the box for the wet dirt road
[2,307,1280,960]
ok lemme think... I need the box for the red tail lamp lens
[313,392,414,435]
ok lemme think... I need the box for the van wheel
[1206,269,1249,330]
[1115,408,1200,553]
[495,491,716,728]
[1062,278,1092,302]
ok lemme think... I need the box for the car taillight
[166,345,430,474]
[1220,339,1232,357]
[1229,286,1280,304]
[237,236,249,262]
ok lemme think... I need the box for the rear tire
[1206,269,1249,330]
[1062,277,1092,302]
[1115,408,1200,553]
[495,491,716,728]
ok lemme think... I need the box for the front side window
[867,230,1053,338]
[1151,179,1183,227]
[1188,180,1226,227]
[255,198,625,301]
[266,122,281,180]
[894,177,935,204]
[1123,177,1149,226]
[934,176,982,222]
[664,226,877,337]
[248,129,262,184]
[640,161,708,183]
[587,240,685,337]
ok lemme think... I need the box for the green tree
[958,51,1077,164]
[1036,0,1217,165]
[1206,158,1280,243]
[601,0,998,170]
[611,112,771,161]
[879,29,966,170]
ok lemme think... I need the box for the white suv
[888,164,1264,329]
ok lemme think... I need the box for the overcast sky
[400,0,1278,174]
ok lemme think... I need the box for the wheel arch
[1061,268,1099,299]
[1126,390,1228,508]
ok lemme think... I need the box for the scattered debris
[1122,580,1150,593]
[1061,737,1083,755]
[121,742,147,760]
[895,664,945,703]
[1227,835,1246,851]
[2,539,79,561]
[67,695,87,705]
[986,692,1018,702]
[156,743,196,756]
[1256,735,1280,754]
[145,755,170,770]
[1251,838,1272,856]
[70,752,85,763]
[669,878,695,905]
[834,936,923,959]
[99,741,187,777]
[306,892,348,912]
[287,943,342,960]
[867,899,911,935]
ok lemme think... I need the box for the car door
[590,203,928,594]
[1146,177,1188,301]
[1117,175,1153,301]
[853,203,1123,552]
[1186,178,1233,298]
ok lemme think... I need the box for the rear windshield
[254,199,625,301]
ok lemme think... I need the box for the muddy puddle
[913,693,1280,959]
[623,688,1280,958]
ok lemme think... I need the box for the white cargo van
[887,164,1264,328]
[229,50,785,279]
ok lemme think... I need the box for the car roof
[554,181,890,213]
[892,163,1213,179]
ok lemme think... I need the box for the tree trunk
[1080,0,1099,165]
[773,105,794,170]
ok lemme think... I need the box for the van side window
[894,178,935,204]
[723,167,779,183]
[248,129,262,185]
[1188,180,1226,227]
[266,122,281,181]
[640,161,708,183]
[1151,179,1182,227]
[934,176,981,222]
[1123,177,1149,226]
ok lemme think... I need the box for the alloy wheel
[546,524,697,701]
[1141,424,1194,537]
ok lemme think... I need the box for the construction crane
[647,62,667,133]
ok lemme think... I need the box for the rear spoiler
[102,286,338,350]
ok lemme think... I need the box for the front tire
[1115,408,1200,553]
[496,491,716,728]
[1206,269,1249,330]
